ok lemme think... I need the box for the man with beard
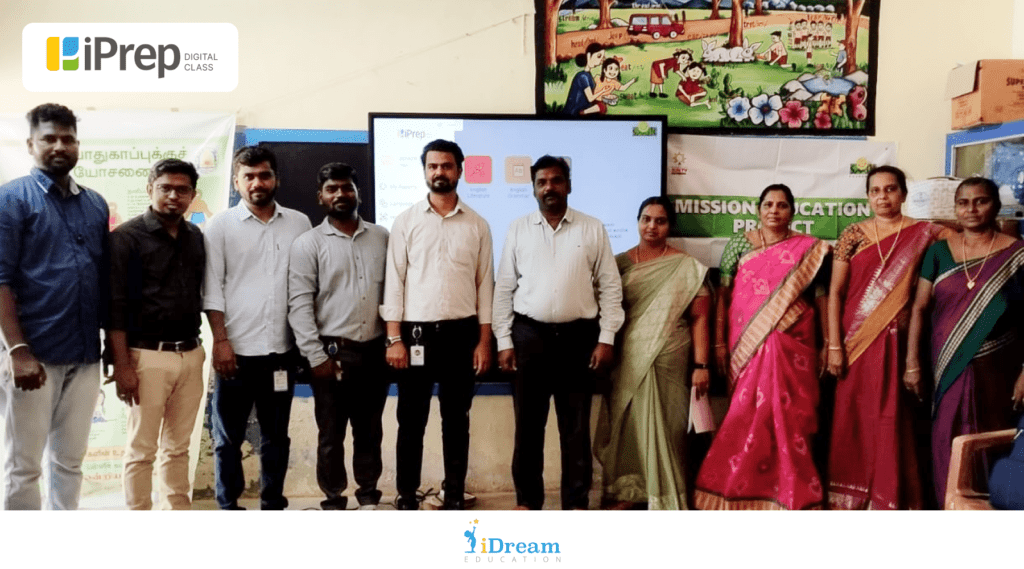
[382,139,494,510]
[288,163,389,510]
[109,159,206,509]
[493,155,623,510]
[203,146,311,510]
[0,103,108,510]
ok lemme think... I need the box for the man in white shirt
[288,162,389,510]
[203,146,312,510]
[381,139,494,510]
[493,155,624,510]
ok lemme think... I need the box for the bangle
[828,346,843,352]
[6,343,29,353]
[906,368,920,373]
[714,343,727,348]
[214,338,230,344]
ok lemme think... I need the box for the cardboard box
[947,60,1024,130]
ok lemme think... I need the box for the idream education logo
[462,519,563,565]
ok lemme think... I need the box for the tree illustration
[597,0,612,29]
[544,0,560,68]
[711,0,722,20]
[755,0,765,15]
[843,0,866,75]
[728,0,745,48]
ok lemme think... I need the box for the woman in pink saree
[825,166,947,510]
[695,185,831,510]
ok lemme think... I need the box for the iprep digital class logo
[24,23,238,92]
[463,519,562,564]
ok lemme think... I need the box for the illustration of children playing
[649,48,692,98]
[594,57,637,106]
[564,42,607,115]
[758,31,790,68]
[465,526,477,554]
[676,62,711,108]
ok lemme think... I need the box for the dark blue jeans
[211,349,303,510]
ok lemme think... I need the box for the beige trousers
[122,346,205,510]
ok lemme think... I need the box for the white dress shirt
[380,196,494,324]
[288,218,388,368]
[493,207,624,352]
[203,202,312,356]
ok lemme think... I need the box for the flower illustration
[755,388,765,408]
[729,454,742,473]
[819,93,847,116]
[793,353,809,371]
[727,96,752,122]
[814,111,832,129]
[778,249,795,264]
[753,278,769,296]
[848,85,867,106]
[851,103,868,121]
[793,436,808,455]
[748,93,783,126]
[779,100,809,128]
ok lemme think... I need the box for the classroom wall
[0,0,1018,500]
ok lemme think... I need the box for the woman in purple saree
[695,185,831,510]
[906,177,1024,506]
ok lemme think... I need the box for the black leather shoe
[396,495,419,510]
[441,498,465,510]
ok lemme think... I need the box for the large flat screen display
[370,113,667,265]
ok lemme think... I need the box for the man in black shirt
[108,159,206,510]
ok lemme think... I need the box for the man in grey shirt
[288,163,389,510]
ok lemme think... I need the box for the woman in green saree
[595,196,711,510]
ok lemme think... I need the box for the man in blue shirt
[0,103,109,510]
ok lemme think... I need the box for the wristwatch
[384,335,403,348]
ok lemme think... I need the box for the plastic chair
[944,429,1017,510]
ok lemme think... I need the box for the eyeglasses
[153,184,194,195]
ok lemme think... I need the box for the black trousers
[510,314,599,510]
[309,338,389,509]
[395,317,479,506]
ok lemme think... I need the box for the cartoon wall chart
[537,0,878,135]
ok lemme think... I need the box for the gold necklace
[758,228,791,250]
[632,243,668,264]
[873,215,904,266]
[960,231,997,291]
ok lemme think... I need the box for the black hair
[317,162,359,188]
[683,61,706,75]
[956,177,1003,222]
[148,158,199,189]
[232,145,278,176]
[420,139,464,170]
[574,42,604,67]
[636,196,675,220]
[866,165,908,196]
[530,155,571,183]
[758,183,796,211]
[27,103,77,133]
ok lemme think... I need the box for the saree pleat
[595,253,707,510]
[695,234,829,510]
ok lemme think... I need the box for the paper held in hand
[689,386,717,434]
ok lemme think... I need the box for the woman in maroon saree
[906,177,1024,506]
[695,185,831,510]
[826,166,947,509]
